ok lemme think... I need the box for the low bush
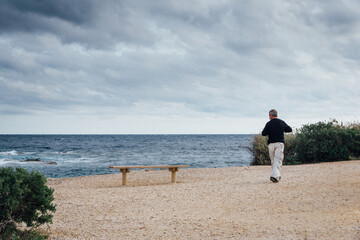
[295,120,359,163]
[247,134,269,165]
[0,167,56,239]
[342,123,360,158]
[283,133,298,165]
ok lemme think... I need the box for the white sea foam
[63,157,93,163]
[58,151,75,154]
[22,151,36,155]
[0,150,19,156]
[0,158,17,165]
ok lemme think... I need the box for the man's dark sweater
[262,118,292,144]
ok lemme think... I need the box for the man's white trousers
[268,142,284,178]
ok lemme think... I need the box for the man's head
[269,109,278,119]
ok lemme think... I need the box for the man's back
[262,118,292,144]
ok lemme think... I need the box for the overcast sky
[1,0,359,134]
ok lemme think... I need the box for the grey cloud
[314,1,360,30]
[295,1,360,35]
[0,0,359,130]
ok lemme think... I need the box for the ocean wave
[58,151,75,154]
[0,158,18,165]
[63,157,93,163]
[0,150,19,156]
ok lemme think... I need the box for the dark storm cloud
[0,0,93,26]
[0,0,94,33]
[312,1,360,30]
[0,0,157,48]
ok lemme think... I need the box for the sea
[0,134,254,178]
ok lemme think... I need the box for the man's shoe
[270,177,278,183]
[270,176,280,183]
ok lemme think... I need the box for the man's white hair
[269,109,277,117]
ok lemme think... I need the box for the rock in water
[21,158,57,165]
[23,158,41,162]
[46,161,58,165]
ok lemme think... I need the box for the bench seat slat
[109,165,189,170]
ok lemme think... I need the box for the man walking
[262,109,292,183]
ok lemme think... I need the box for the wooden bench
[109,165,189,186]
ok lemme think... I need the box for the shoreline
[46,160,358,180]
[46,160,360,239]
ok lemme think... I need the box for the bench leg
[120,169,129,186]
[169,167,179,183]
[171,171,176,183]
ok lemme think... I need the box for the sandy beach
[45,160,360,240]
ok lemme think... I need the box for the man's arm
[262,123,269,136]
[284,123,292,133]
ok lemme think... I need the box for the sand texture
[45,161,360,240]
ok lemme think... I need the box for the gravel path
[45,160,360,239]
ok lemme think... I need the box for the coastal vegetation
[0,168,56,240]
[249,120,360,165]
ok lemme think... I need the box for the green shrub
[342,123,360,158]
[283,133,299,165]
[247,134,269,165]
[0,167,56,239]
[295,120,356,163]
[2,228,47,240]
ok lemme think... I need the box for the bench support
[169,167,179,183]
[110,165,189,186]
[120,169,130,186]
